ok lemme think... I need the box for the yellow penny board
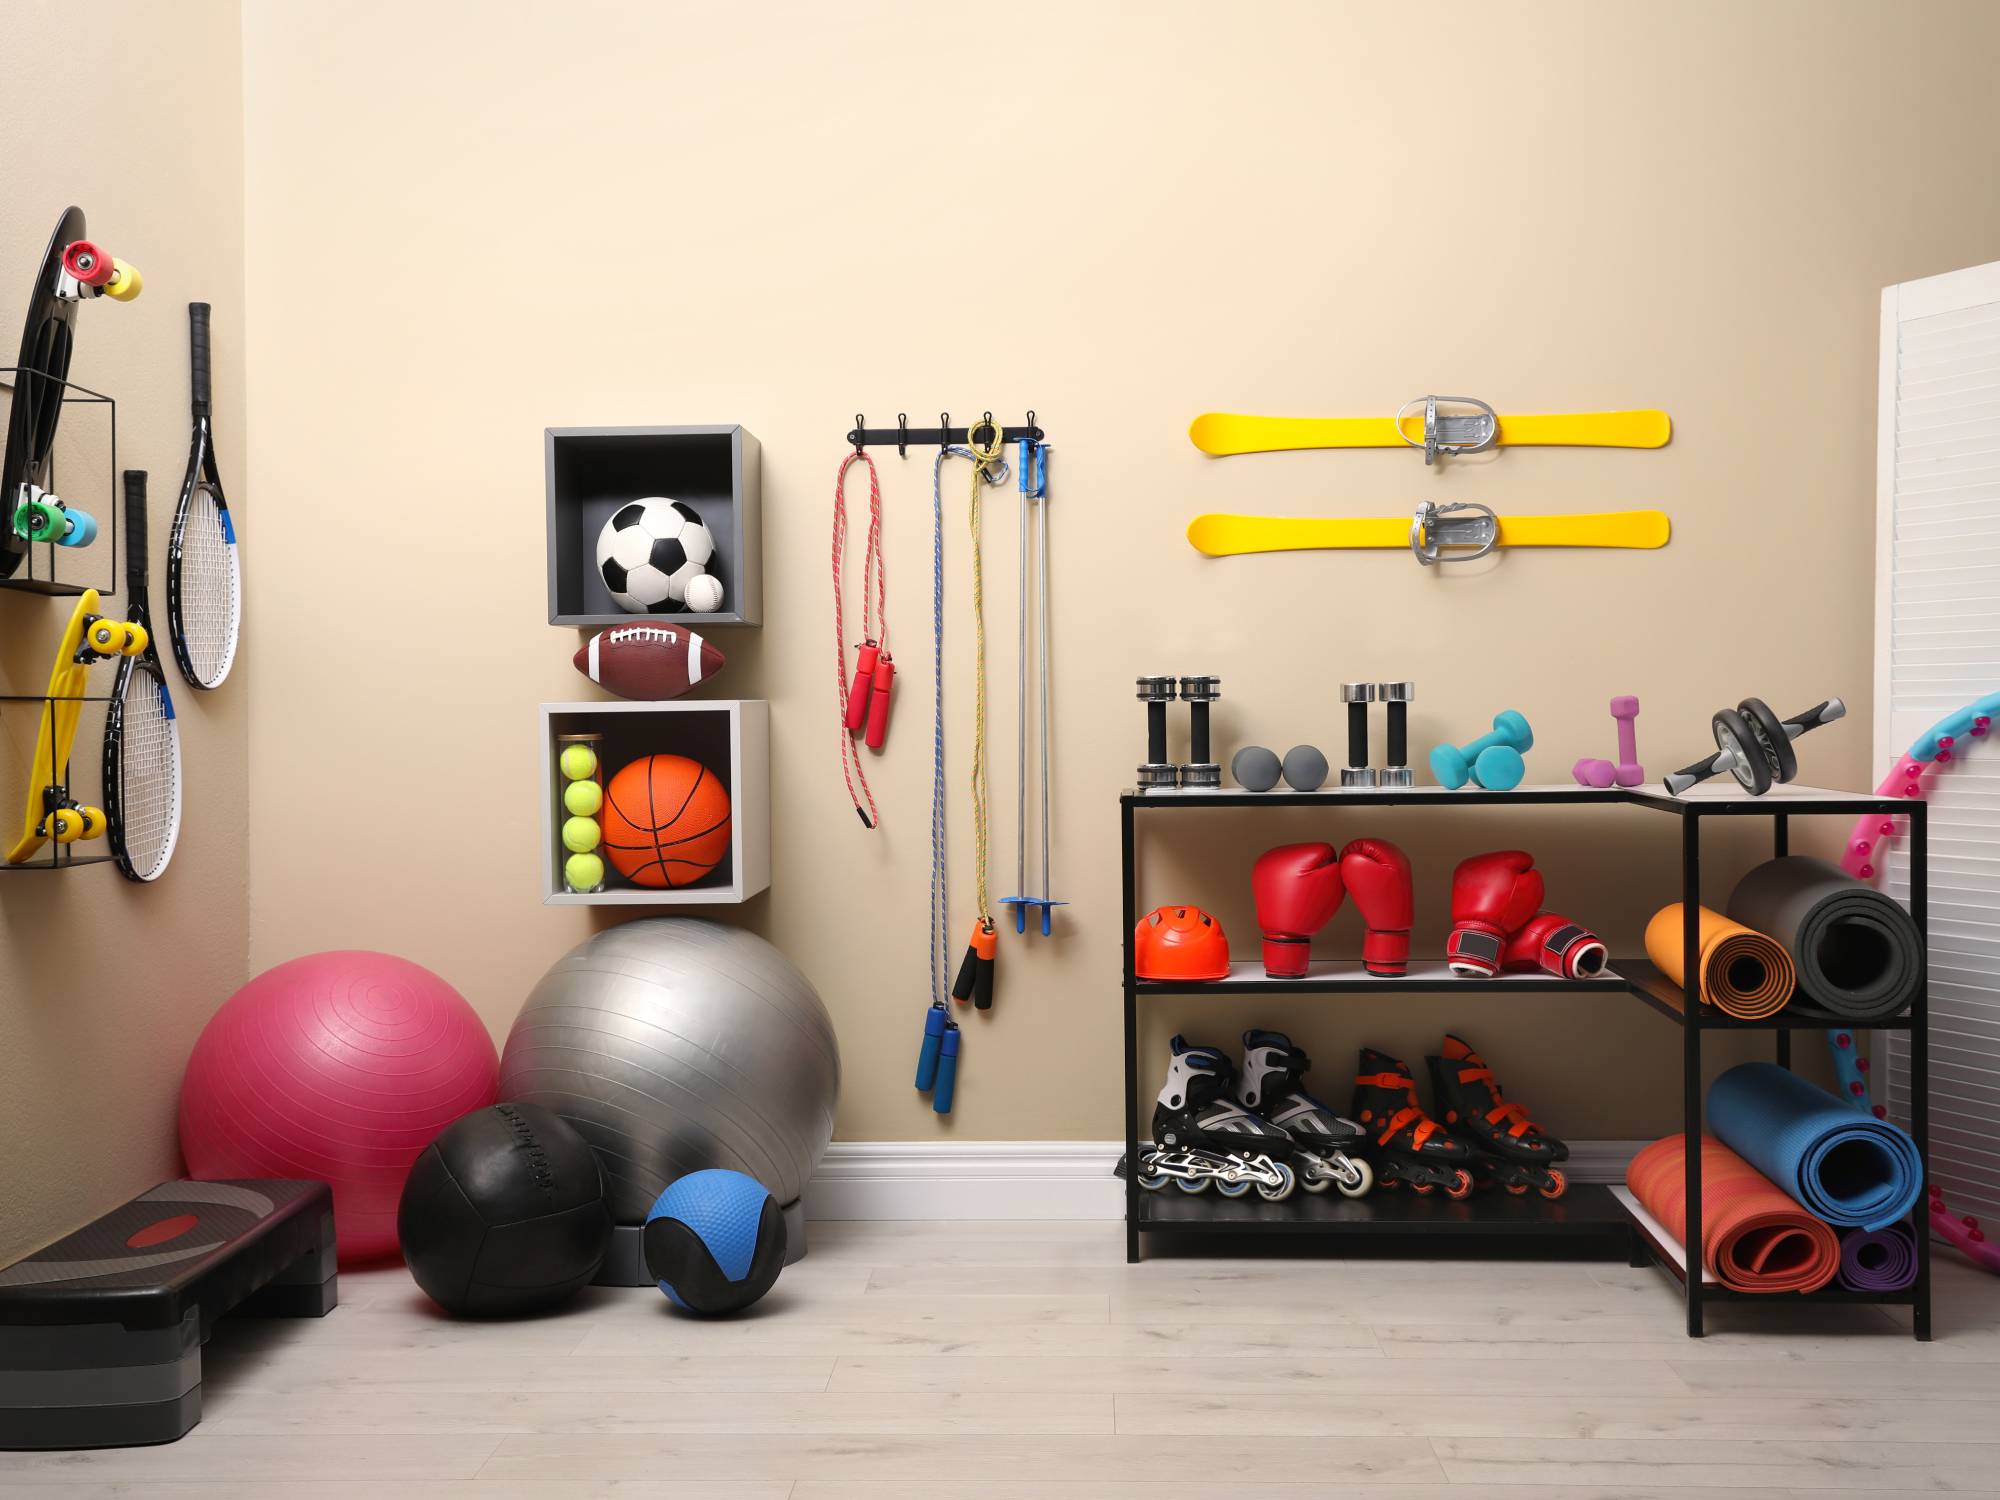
[9,589,99,865]
[1187,511,1671,558]
[1189,409,1671,457]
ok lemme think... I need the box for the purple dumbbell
[1572,695,1644,788]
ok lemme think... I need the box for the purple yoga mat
[1839,1221,1918,1291]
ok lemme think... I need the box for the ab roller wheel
[1666,696,1845,796]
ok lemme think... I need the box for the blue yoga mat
[1707,1062,1923,1230]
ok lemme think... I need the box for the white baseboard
[804,1139,1647,1221]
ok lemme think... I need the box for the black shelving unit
[1119,782,1929,1341]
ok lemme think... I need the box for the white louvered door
[1877,260,2000,1228]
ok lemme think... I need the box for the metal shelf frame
[1117,782,1930,1341]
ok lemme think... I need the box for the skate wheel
[61,240,114,287]
[1336,1157,1374,1199]
[1444,1169,1475,1201]
[1538,1168,1567,1201]
[50,807,83,843]
[87,618,130,655]
[118,620,147,656]
[1173,1176,1209,1195]
[1504,1183,1529,1196]
[1214,1177,1253,1199]
[1300,1175,1332,1195]
[104,259,143,301]
[1409,1181,1434,1196]
[76,806,106,840]
[1255,1163,1297,1203]
[1136,1169,1168,1191]
[15,499,62,542]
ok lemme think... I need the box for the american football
[573,624,725,701]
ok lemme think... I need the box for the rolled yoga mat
[1708,1061,1924,1230]
[1644,903,1795,1019]
[1626,1134,1840,1293]
[1839,1221,1919,1291]
[1726,856,1922,1022]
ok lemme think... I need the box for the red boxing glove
[1251,842,1344,978]
[1503,912,1608,980]
[1446,850,1544,977]
[864,651,895,749]
[1339,838,1413,976]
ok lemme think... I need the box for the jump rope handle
[951,921,998,1011]
[864,652,895,749]
[844,641,879,733]
[915,1001,950,1091]
[932,1024,960,1114]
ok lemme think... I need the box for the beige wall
[235,0,2000,1146]
[0,1,248,1262]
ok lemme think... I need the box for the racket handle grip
[189,302,212,417]
[123,470,147,581]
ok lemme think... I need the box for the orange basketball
[601,754,732,888]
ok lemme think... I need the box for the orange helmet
[1134,905,1230,981]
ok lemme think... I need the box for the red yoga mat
[1626,1135,1841,1293]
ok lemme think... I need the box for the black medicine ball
[398,1101,612,1316]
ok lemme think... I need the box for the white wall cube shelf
[538,699,769,905]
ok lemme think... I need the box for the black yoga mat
[1726,857,1922,1021]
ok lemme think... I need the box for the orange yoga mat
[1627,1135,1840,1293]
[1644,903,1794,1019]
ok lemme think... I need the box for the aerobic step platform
[0,1180,336,1449]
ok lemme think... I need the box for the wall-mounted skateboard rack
[0,369,118,599]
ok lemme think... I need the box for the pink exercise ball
[179,951,499,1261]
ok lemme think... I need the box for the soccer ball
[595,498,723,615]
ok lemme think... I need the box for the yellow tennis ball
[562,815,601,854]
[564,779,603,817]
[559,744,598,780]
[564,852,605,891]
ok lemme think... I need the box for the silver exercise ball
[499,918,839,1277]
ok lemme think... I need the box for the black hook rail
[849,410,1044,455]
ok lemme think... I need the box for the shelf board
[1612,1186,1919,1305]
[1620,959,1914,1031]
[1136,1180,1628,1241]
[1136,959,1633,996]
[1123,782,1907,816]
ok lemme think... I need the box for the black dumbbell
[1137,676,1178,790]
[1179,675,1221,789]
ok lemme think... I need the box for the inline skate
[1236,1030,1373,1197]
[1425,1033,1568,1198]
[1129,1035,1297,1201]
[1350,1047,1475,1198]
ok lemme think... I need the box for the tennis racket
[104,470,182,882]
[167,301,240,689]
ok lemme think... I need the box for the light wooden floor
[2,1221,1996,1497]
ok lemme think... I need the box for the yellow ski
[1187,508,1670,559]
[1190,406,1671,457]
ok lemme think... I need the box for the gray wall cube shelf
[545,425,762,628]
[538,699,770,905]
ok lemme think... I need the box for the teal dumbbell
[1430,710,1534,790]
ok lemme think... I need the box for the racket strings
[114,672,180,879]
[177,487,239,684]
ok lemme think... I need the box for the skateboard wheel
[76,806,107,840]
[1711,707,1772,795]
[50,807,83,843]
[87,618,131,656]
[61,240,114,287]
[59,508,97,547]
[1737,696,1797,786]
[119,620,149,656]
[104,259,143,301]
[14,498,62,542]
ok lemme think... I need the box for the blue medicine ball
[642,1169,787,1315]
